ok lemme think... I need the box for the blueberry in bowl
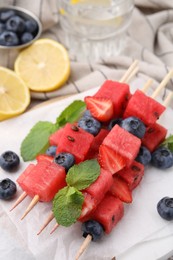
[0,6,42,49]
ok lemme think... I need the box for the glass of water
[58,0,134,61]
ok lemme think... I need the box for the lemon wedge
[14,39,70,92]
[0,66,30,121]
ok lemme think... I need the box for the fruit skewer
[10,60,139,218]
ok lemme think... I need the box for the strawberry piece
[98,144,126,174]
[110,175,133,203]
[84,96,114,122]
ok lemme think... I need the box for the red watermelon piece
[49,127,64,146]
[99,125,141,174]
[117,160,144,190]
[123,90,166,125]
[78,192,98,222]
[17,160,66,202]
[142,123,167,152]
[94,80,131,117]
[36,154,53,163]
[89,193,124,234]
[86,129,109,159]
[56,123,94,163]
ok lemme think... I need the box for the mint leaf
[21,121,56,161]
[52,186,84,227]
[55,100,86,128]
[162,135,173,152]
[66,159,100,190]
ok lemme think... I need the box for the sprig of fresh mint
[52,159,100,227]
[20,100,86,161]
[161,134,173,152]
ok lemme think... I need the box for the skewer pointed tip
[50,223,59,235]
[37,212,54,235]
[21,194,39,220]
[10,191,27,212]
[75,234,92,260]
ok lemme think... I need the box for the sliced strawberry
[36,154,54,163]
[84,96,114,122]
[109,175,133,203]
[98,144,126,174]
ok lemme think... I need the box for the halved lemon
[14,38,70,92]
[0,67,30,121]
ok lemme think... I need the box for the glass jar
[58,0,134,61]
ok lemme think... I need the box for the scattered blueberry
[78,116,101,136]
[82,220,104,241]
[46,145,57,157]
[135,146,151,166]
[151,146,173,169]
[6,15,25,33]
[25,19,38,33]
[0,10,16,22]
[120,116,146,138]
[0,22,5,33]
[0,31,19,46]
[21,32,33,44]
[157,197,173,221]
[108,118,122,130]
[0,178,17,200]
[54,152,75,172]
[0,151,20,172]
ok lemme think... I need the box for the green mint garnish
[52,186,84,227]
[21,121,56,161]
[66,159,100,190]
[20,100,85,161]
[162,134,173,152]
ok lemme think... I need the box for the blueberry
[25,19,38,33]
[157,197,173,221]
[108,118,122,130]
[54,152,75,172]
[151,147,173,169]
[120,116,146,138]
[46,145,57,157]
[135,146,151,166]
[82,220,104,241]
[0,178,17,200]
[0,31,19,46]
[0,22,5,33]
[83,110,92,118]
[78,116,101,136]
[21,32,33,44]
[0,10,16,22]
[6,15,25,33]
[0,151,20,172]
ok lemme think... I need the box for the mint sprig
[66,159,100,190]
[161,134,173,152]
[52,160,100,227]
[20,100,86,161]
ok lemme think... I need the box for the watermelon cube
[94,80,131,117]
[17,160,66,202]
[90,193,124,234]
[99,125,141,174]
[49,127,64,146]
[123,90,166,125]
[117,160,144,190]
[56,123,94,163]
[78,192,98,222]
[86,129,109,159]
[142,123,167,152]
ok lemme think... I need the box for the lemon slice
[14,39,70,92]
[0,67,30,121]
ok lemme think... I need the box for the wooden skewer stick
[125,67,139,84]
[37,212,55,235]
[75,234,92,260]
[120,60,139,83]
[152,69,173,99]
[21,195,40,220]
[141,79,153,93]
[50,223,59,235]
[10,191,27,211]
[163,91,173,107]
